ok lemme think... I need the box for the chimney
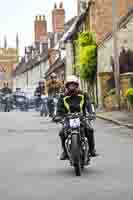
[52,2,65,33]
[34,15,48,43]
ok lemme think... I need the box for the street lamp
[112,0,120,110]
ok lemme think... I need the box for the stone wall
[97,11,133,110]
[98,72,133,111]
[93,0,133,43]
[98,72,113,97]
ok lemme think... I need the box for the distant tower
[16,33,19,49]
[4,36,7,49]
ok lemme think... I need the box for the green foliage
[79,32,96,47]
[126,88,133,96]
[78,32,97,83]
[125,88,133,105]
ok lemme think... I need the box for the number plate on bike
[69,118,80,128]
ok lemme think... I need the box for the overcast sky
[0,0,77,55]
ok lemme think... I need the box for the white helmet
[65,75,79,88]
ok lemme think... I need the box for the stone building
[90,0,133,43]
[97,7,133,111]
[0,35,19,88]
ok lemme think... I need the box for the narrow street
[0,112,133,199]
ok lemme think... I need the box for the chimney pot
[59,1,63,8]
[54,2,57,9]
[35,16,38,21]
[43,15,45,20]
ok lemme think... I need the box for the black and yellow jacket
[56,92,93,116]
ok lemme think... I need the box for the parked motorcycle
[57,113,96,176]
[12,95,28,111]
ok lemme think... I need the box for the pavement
[97,111,133,129]
[0,112,133,199]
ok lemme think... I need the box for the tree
[78,32,97,95]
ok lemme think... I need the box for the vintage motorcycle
[12,94,28,111]
[57,112,96,176]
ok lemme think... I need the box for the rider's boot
[59,136,68,160]
[88,130,99,157]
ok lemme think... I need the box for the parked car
[23,89,36,109]
[12,92,29,111]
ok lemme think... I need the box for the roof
[45,58,65,78]
[13,16,77,77]
[64,16,77,32]
[13,53,48,76]
[63,12,87,43]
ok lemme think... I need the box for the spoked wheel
[71,134,81,176]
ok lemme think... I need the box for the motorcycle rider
[34,80,45,108]
[55,75,98,160]
[1,82,12,95]
[1,82,12,111]
[46,73,63,97]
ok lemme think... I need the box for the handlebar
[64,112,96,120]
[55,112,96,124]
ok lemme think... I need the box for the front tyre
[75,163,81,176]
[71,134,81,176]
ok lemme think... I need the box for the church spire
[4,35,7,49]
[16,33,19,49]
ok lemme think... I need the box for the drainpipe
[112,0,120,110]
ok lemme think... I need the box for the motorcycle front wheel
[71,134,81,176]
